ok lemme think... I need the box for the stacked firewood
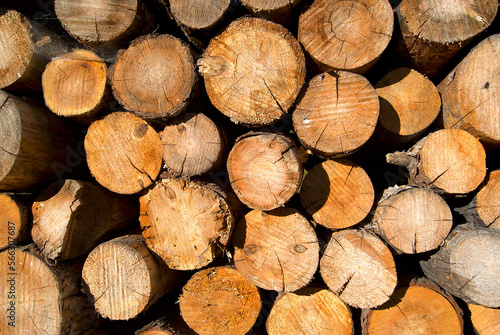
[1,0,499,334]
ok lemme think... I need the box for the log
[160,112,226,177]
[396,0,498,77]
[320,229,397,309]
[139,178,236,270]
[299,159,374,230]
[240,0,302,26]
[361,279,463,334]
[197,17,306,127]
[267,287,353,335]
[386,129,487,195]
[0,193,31,250]
[468,303,500,335]
[31,179,139,261]
[232,207,319,292]
[226,132,303,211]
[42,49,109,123]
[475,170,500,230]
[438,34,500,147]
[372,186,453,254]
[298,0,393,73]
[54,0,154,58]
[0,245,98,334]
[82,235,179,321]
[292,70,380,157]
[0,90,85,191]
[111,34,197,120]
[420,224,500,308]
[84,111,163,194]
[0,9,73,93]
[374,67,441,143]
[178,266,261,335]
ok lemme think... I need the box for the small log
[386,129,487,195]
[54,0,154,58]
[84,111,163,194]
[198,17,306,127]
[136,317,195,335]
[0,193,31,250]
[266,287,353,335]
[475,170,500,230]
[111,34,197,120]
[0,245,98,334]
[299,159,374,230]
[468,303,500,335]
[298,0,393,73]
[374,67,441,143]
[232,207,319,292]
[438,34,500,147]
[292,70,380,157]
[420,224,500,307]
[372,186,453,254]
[0,90,85,191]
[82,235,180,320]
[0,9,73,93]
[178,267,261,335]
[160,112,226,177]
[361,279,463,334]
[139,178,235,270]
[396,0,498,77]
[42,49,109,123]
[240,0,302,26]
[31,179,139,261]
[320,229,397,309]
[226,132,303,211]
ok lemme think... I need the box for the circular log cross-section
[198,17,306,127]
[0,193,31,249]
[266,287,353,335]
[375,67,441,143]
[298,0,393,73]
[438,34,500,147]
[140,178,234,271]
[0,247,97,334]
[373,187,453,254]
[227,132,303,211]
[42,49,108,122]
[300,159,374,230]
[161,113,225,177]
[398,0,498,77]
[233,207,319,292]
[179,267,261,335]
[240,0,302,25]
[82,235,179,321]
[169,0,230,30]
[293,70,380,157]
[476,170,500,231]
[362,284,463,335]
[469,303,500,335]
[320,229,397,309]
[84,112,163,194]
[112,34,196,120]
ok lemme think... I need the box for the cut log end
[266,287,353,335]
[300,159,374,230]
[0,193,31,249]
[233,207,319,292]
[476,170,500,230]
[169,0,231,30]
[468,303,500,335]
[227,132,303,211]
[179,267,261,335]
[320,229,397,309]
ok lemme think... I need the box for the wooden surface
[0,193,31,250]
[84,111,163,194]
[468,303,500,335]
[476,170,500,230]
[300,159,374,229]
[111,34,197,120]
[298,0,393,73]
[320,229,397,308]
[233,207,319,292]
[198,17,306,127]
[293,70,380,157]
[240,0,302,25]
[169,0,231,30]
[179,267,261,335]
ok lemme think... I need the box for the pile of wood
[1,0,500,334]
